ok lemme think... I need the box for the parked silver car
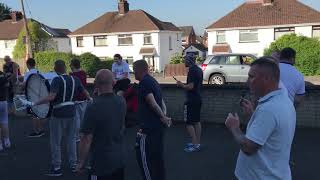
[201,54,257,85]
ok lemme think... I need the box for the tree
[0,3,11,21]
[13,20,51,60]
[264,34,320,76]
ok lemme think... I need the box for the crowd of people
[0,47,305,180]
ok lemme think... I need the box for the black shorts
[184,101,202,125]
[114,79,131,92]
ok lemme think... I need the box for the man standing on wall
[176,55,203,152]
[112,54,131,95]
[133,60,171,180]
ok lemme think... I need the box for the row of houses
[1,0,320,71]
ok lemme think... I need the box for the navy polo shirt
[137,74,164,134]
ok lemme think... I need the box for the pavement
[1,115,320,180]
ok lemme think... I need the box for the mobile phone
[172,76,178,81]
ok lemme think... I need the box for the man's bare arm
[230,127,261,156]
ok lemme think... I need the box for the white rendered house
[206,0,320,56]
[69,0,182,72]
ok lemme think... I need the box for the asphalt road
[1,116,320,180]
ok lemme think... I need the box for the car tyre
[209,74,225,85]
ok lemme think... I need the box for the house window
[76,37,84,47]
[169,36,172,50]
[143,34,152,45]
[274,27,295,40]
[4,40,15,49]
[118,34,133,45]
[94,36,108,46]
[216,31,226,44]
[312,26,320,38]
[239,30,258,42]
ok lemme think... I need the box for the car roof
[208,53,257,57]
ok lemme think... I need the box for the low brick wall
[88,84,320,128]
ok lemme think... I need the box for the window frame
[143,33,152,45]
[274,27,295,40]
[312,26,320,38]
[94,35,108,47]
[76,37,84,47]
[118,34,133,46]
[216,31,226,44]
[239,29,259,43]
[4,40,15,49]
[169,36,172,50]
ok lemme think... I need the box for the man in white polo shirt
[279,48,305,107]
[225,58,296,180]
[112,54,131,95]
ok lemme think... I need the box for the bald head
[95,69,114,87]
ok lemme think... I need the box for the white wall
[159,32,183,71]
[71,32,182,71]
[52,38,72,53]
[295,26,312,37]
[208,26,315,57]
[0,39,17,58]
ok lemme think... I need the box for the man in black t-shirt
[76,69,126,180]
[133,60,171,180]
[0,71,11,151]
[20,60,91,177]
[176,55,203,153]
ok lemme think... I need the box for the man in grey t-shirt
[225,58,296,180]
[77,69,126,180]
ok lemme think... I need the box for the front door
[143,56,155,72]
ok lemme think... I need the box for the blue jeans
[49,116,77,168]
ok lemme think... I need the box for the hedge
[264,34,320,76]
[34,51,114,77]
[34,51,77,73]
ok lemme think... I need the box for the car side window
[225,56,240,65]
[241,56,255,65]
[209,57,219,64]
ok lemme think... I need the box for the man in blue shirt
[176,55,203,152]
[133,60,171,180]
[225,58,296,180]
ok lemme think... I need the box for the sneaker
[70,165,77,173]
[28,132,42,138]
[45,166,62,177]
[184,145,200,153]
[185,143,193,148]
[38,131,45,137]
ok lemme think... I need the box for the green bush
[98,60,113,70]
[264,34,320,76]
[78,53,102,77]
[34,51,77,72]
[170,53,184,64]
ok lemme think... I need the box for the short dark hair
[133,60,148,71]
[251,57,280,83]
[70,58,81,69]
[54,59,66,73]
[280,47,296,60]
[26,58,36,67]
[114,54,122,60]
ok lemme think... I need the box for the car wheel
[209,74,225,85]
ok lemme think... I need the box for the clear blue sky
[3,0,320,35]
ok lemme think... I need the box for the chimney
[10,11,23,22]
[263,0,274,5]
[118,0,129,15]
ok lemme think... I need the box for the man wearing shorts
[177,55,203,152]
[0,70,11,152]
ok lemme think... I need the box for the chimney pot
[118,0,129,15]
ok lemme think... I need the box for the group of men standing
[1,46,306,180]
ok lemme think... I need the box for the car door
[223,55,242,82]
[239,55,255,82]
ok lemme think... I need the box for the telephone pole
[20,0,32,61]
